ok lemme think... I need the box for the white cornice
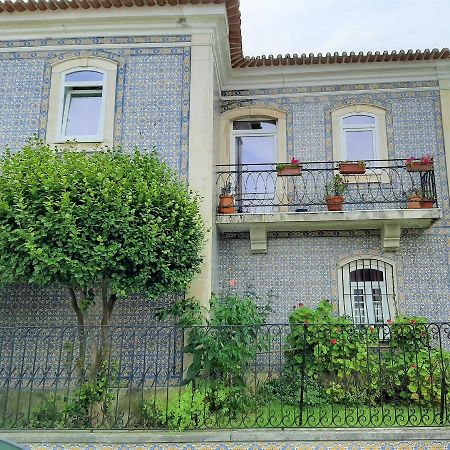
[221,60,446,91]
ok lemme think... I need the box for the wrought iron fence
[215,160,437,213]
[1,322,449,430]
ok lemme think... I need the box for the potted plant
[325,174,346,211]
[405,155,434,172]
[407,189,434,209]
[338,160,366,175]
[218,182,236,214]
[276,157,302,176]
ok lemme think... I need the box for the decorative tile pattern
[219,229,450,323]
[18,441,450,450]
[0,36,190,325]
[218,83,450,323]
[221,80,439,98]
[0,36,191,177]
[0,59,45,151]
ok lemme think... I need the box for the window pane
[343,115,375,126]
[233,120,277,131]
[65,70,103,82]
[345,130,374,160]
[350,269,384,282]
[236,135,275,166]
[353,289,366,324]
[372,288,384,323]
[65,94,102,136]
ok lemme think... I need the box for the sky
[239,0,450,57]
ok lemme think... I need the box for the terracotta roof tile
[0,0,448,68]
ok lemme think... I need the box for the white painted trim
[336,256,398,323]
[331,105,388,168]
[47,57,117,147]
[221,86,439,101]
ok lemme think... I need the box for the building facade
[0,0,449,326]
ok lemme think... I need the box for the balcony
[215,160,441,252]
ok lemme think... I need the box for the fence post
[299,323,308,426]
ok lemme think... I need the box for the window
[219,106,287,213]
[338,258,396,324]
[331,105,388,163]
[342,114,376,161]
[232,119,277,213]
[46,57,117,147]
[60,70,105,141]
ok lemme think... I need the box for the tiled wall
[218,83,450,323]
[0,35,191,177]
[0,36,191,326]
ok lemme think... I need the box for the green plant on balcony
[218,181,236,214]
[325,174,346,211]
[407,188,434,209]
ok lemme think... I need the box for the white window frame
[340,113,378,161]
[59,70,106,142]
[332,104,388,163]
[337,257,397,325]
[231,118,278,166]
[46,57,117,148]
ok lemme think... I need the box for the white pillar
[187,33,215,310]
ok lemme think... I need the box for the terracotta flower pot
[406,162,434,172]
[218,194,236,214]
[277,165,302,176]
[407,195,422,209]
[420,199,434,208]
[326,195,344,211]
[339,162,366,175]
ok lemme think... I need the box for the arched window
[220,106,287,213]
[338,258,396,324]
[46,57,117,147]
[60,69,105,141]
[341,114,377,161]
[331,105,388,163]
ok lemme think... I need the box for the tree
[0,139,205,376]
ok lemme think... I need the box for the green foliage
[0,138,204,300]
[164,384,209,431]
[181,294,270,384]
[64,362,115,427]
[285,301,450,406]
[29,396,63,429]
[325,174,346,197]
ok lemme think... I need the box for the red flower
[410,319,417,325]
[405,157,416,165]
[420,155,433,164]
[330,339,337,345]
[420,331,426,337]
[410,364,417,369]
[290,157,300,165]
[298,302,304,307]
[228,278,237,287]
[387,319,393,324]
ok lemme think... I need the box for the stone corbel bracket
[250,225,267,254]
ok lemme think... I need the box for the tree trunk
[68,287,87,384]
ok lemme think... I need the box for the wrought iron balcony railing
[215,159,437,214]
